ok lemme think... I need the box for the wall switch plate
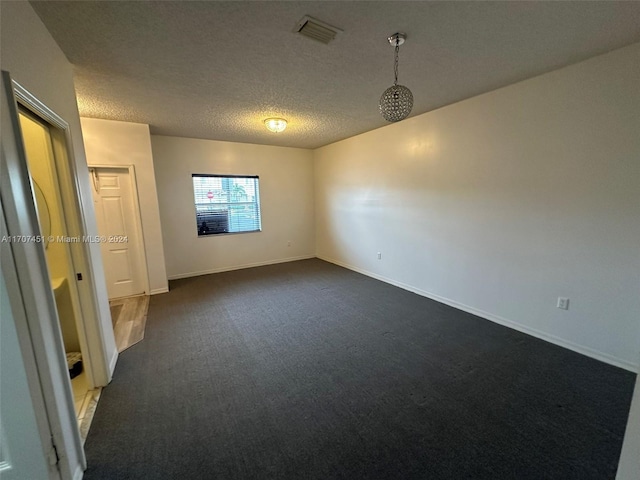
[557,297,570,310]
[377,252,382,260]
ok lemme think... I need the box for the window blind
[192,174,261,236]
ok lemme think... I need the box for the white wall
[314,42,640,370]
[0,257,49,480]
[152,135,315,279]
[81,118,169,294]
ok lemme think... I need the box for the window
[192,174,261,236]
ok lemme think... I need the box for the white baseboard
[149,286,169,295]
[73,464,84,480]
[317,254,638,373]
[167,255,316,281]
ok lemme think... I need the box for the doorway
[18,110,97,425]
[89,166,147,299]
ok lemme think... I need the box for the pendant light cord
[394,42,400,86]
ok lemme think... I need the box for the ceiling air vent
[295,15,342,44]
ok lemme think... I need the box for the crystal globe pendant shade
[380,84,413,123]
[379,33,413,123]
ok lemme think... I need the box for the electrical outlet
[557,297,570,310]
[287,241,291,247]
[377,252,382,260]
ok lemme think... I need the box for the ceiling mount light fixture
[264,118,287,133]
[379,32,413,123]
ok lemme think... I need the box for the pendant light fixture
[379,33,413,122]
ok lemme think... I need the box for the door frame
[18,107,97,389]
[88,164,150,297]
[1,70,115,479]
[2,70,84,478]
[12,78,115,388]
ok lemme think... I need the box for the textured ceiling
[30,1,640,149]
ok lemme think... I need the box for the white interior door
[90,167,146,299]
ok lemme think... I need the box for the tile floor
[71,369,101,444]
[110,295,150,352]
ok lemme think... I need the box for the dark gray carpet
[84,259,635,479]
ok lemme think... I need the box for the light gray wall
[152,135,315,279]
[314,42,640,370]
